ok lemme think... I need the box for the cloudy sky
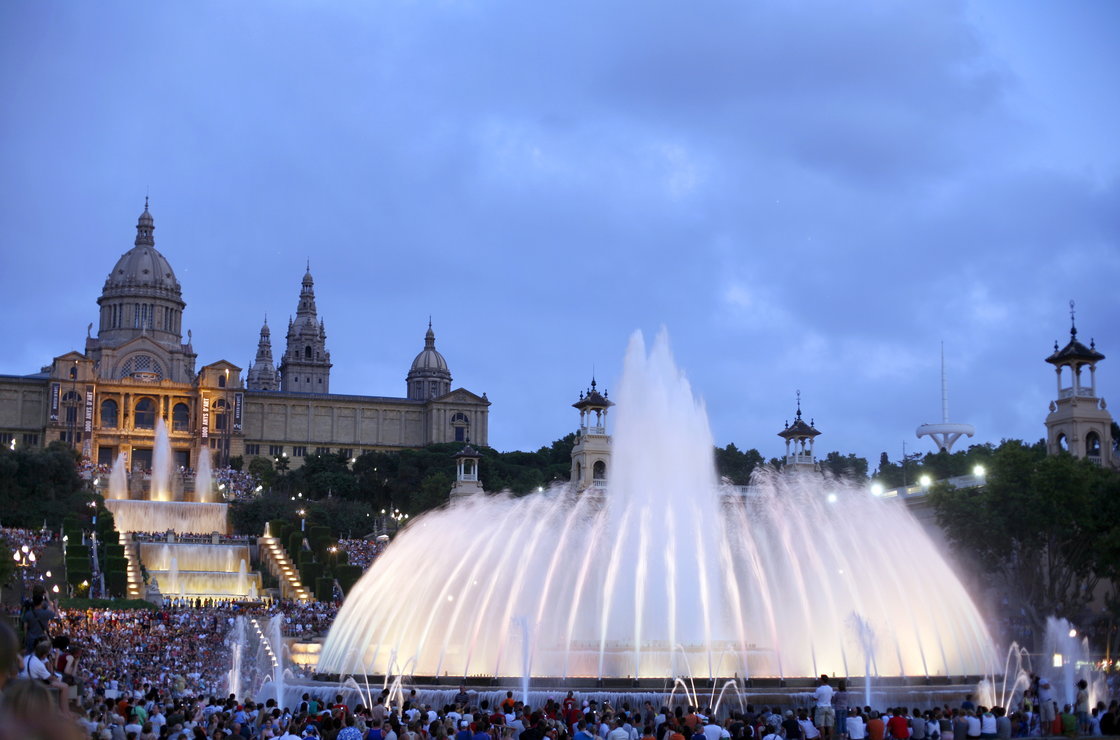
[1,1,1117,464]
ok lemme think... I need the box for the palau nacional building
[0,203,490,470]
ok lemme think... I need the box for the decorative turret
[407,320,452,400]
[449,443,485,502]
[1044,301,1114,467]
[778,391,821,471]
[279,264,332,393]
[247,317,280,391]
[570,378,613,492]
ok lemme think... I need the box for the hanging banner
[234,392,243,432]
[50,383,60,422]
[201,396,210,439]
[84,386,94,433]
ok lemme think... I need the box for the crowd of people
[335,539,386,571]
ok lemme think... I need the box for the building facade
[0,204,490,469]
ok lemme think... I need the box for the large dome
[106,245,180,291]
[409,325,449,375]
[103,205,181,295]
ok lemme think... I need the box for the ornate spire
[135,198,155,247]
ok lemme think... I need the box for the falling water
[151,417,173,502]
[238,559,248,596]
[196,446,213,503]
[317,330,998,679]
[108,453,128,500]
[228,616,247,700]
[271,616,287,707]
[169,556,180,596]
[1044,616,1104,709]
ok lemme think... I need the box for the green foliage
[714,444,765,485]
[315,576,334,602]
[267,519,289,540]
[99,529,119,546]
[0,442,89,528]
[103,544,124,561]
[931,440,1120,629]
[66,544,90,561]
[105,570,128,598]
[250,457,277,491]
[819,451,870,481]
[300,562,323,584]
[229,455,244,472]
[288,532,304,558]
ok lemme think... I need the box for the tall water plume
[108,452,128,500]
[151,417,173,502]
[196,446,213,503]
[317,330,997,680]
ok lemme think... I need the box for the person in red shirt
[887,709,910,740]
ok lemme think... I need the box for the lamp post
[13,545,36,604]
[298,508,307,532]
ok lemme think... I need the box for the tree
[714,443,765,485]
[819,451,869,481]
[930,440,1120,631]
[0,442,89,528]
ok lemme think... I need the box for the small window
[22,433,39,447]
[245,444,260,456]
[68,365,78,380]
[305,346,312,359]
[218,374,226,388]
[0,433,13,446]
[293,446,307,457]
[269,445,284,457]
[339,448,352,460]
[316,447,330,455]
[593,460,607,480]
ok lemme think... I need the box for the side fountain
[315,331,999,703]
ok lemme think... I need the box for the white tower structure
[916,343,974,452]
[778,391,821,471]
[449,443,484,501]
[570,378,613,493]
[1044,302,1115,468]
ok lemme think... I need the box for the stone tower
[570,378,613,492]
[247,317,280,391]
[406,321,452,401]
[1045,304,1114,467]
[279,265,332,393]
[778,392,821,472]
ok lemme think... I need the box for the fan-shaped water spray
[318,331,998,680]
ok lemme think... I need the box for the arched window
[214,398,229,431]
[451,412,469,443]
[100,399,118,429]
[305,345,312,359]
[575,461,582,481]
[68,365,78,380]
[172,403,190,432]
[1087,432,1102,457]
[593,460,606,480]
[218,373,226,388]
[134,398,156,429]
[1057,433,1069,452]
[62,390,81,425]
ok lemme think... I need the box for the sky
[1,1,1117,464]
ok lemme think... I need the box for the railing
[787,453,815,465]
[460,472,478,482]
[1059,387,1095,399]
[1089,455,1102,466]
[582,426,607,436]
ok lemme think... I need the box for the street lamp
[972,464,986,478]
[298,508,306,532]
[13,546,36,603]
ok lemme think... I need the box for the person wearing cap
[456,719,474,740]
[782,710,803,740]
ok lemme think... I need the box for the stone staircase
[258,535,311,601]
[122,539,144,599]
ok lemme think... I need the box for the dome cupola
[407,320,452,400]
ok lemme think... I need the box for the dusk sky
[2,2,1117,465]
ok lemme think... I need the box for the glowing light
[870,482,884,496]
[52,585,59,593]
[826,493,838,504]
[11,552,18,562]
[45,570,51,578]
[919,475,932,488]
[973,464,986,477]
[1053,653,1064,668]
[1069,628,1078,638]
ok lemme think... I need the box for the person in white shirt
[607,718,631,740]
[814,676,836,740]
[847,713,866,740]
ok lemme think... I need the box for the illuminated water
[318,331,998,680]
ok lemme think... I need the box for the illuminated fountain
[103,415,261,600]
[318,331,998,683]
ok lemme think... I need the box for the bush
[99,530,120,546]
[105,570,128,598]
[315,576,334,602]
[287,532,303,559]
[300,562,323,585]
[66,544,90,560]
[103,544,125,561]
[267,519,288,539]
